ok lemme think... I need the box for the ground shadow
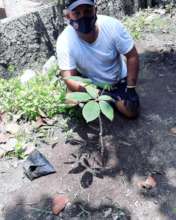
[4,195,131,220]
[65,49,176,219]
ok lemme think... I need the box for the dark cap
[65,0,95,11]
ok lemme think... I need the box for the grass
[123,9,171,39]
[0,65,70,121]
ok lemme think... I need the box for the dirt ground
[0,11,176,220]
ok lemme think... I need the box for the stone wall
[96,0,176,18]
[96,0,138,18]
[0,0,175,76]
[0,2,64,76]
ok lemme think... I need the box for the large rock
[97,0,138,18]
[0,2,64,77]
[0,0,175,77]
[96,0,176,18]
[3,0,53,17]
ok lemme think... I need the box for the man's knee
[115,100,140,119]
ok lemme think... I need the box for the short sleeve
[56,37,76,70]
[112,20,134,55]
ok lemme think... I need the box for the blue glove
[124,87,140,112]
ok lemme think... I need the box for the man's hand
[60,70,86,92]
[124,87,140,113]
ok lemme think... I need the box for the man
[56,0,140,118]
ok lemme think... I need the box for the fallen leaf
[0,138,17,153]
[24,144,35,156]
[42,118,57,126]
[137,176,157,189]
[81,171,93,188]
[0,112,7,123]
[0,133,9,144]
[0,149,5,158]
[35,117,46,128]
[52,195,70,215]
[6,122,20,134]
[68,163,86,174]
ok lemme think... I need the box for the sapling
[65,76,114,166]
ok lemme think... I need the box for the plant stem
[98,115,105,166]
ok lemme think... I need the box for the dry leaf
[35,117,46,128]
[0,149,5,158]
[138,176,157,189]
[0,133,9,144]
[52,195,70,215]
[42,118,56,126]
[0,112,7,123]
[5,122,20,134]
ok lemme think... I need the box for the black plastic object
[23,150,56,180]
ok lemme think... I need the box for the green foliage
[85,85,99,99]
[99,101,114,121]
[7,64,16,73]
[123,10,169,39]
[0,68,68,120]
[65,76,114,123]
[14,141,26,159]
[66,92,92,102]
[99,95,113,101]
[65,76,92,84]
[83,100,100,123]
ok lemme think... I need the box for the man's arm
[60,69,86,92]
[124,46,139,87]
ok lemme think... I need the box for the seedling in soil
[65,76,115,187]
[65,76,114,163]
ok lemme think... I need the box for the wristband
[127,85,136,89]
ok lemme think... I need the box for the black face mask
[70,15,97,34]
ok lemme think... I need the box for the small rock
[42,56,57,75]
[170,127,176,135]
[154,9,166,15]
[119,170,124,176]
[20,69,36,84]
[52,194,70,215]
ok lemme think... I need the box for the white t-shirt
[56,15,134,85]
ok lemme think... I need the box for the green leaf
[94,82,111,90]
[82,101,100,122]
[85,85,99,99]
[98,95,113,101]
[64,76,92,84]
[99,101,114,121]
[66,92,92,102]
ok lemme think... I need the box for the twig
[27,207,52,214]
[16,203,38,206]
[98,115,105,166]
[79,204,90,216]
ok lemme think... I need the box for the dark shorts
[99,77,127,102]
